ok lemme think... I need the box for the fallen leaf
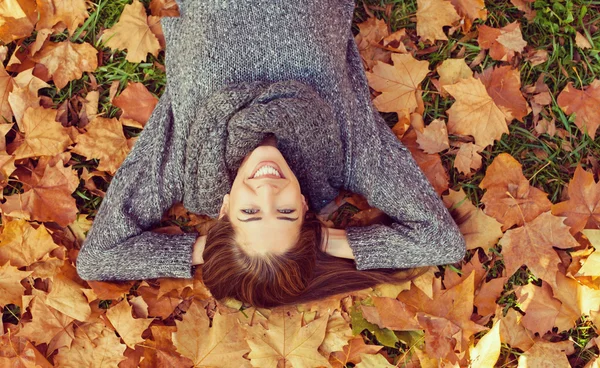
[510,0,536,21]
[32,40,98,90]
[478,22,527,62]
[479,153,552,230]
[112,82,159,125]
[149,0,179,17]
[360,296,420,331]
[436,58,472,95]
[15,294,74,349]
[497,307,535,351]
[12,106,73,160]
[0,261,33,307]
[101,0,162,63]
[557,79,600,139]
[0,0,37,43]
[354,17,391,71]
[552,165,600,235]
[514,281,563,335]
[577,230,600,277]
[575,31,592,49]
[450,0,487,31]
[107,299,155,349]
[355,353,395,367]
[416,0,461,43]
[366,53,430,115]
[477,65,529,122]
[401,128,450,195]
[329,337,383,368]
[499,211,580,287]
[414,118,450,154]
[36,0,89,35]
[454,142,483,176]
[0,218,59,268]
[517,339,573,368]
[0,62,14,122]
[444,76,508,148]
[319,310,354,355]
[468,319,501,368]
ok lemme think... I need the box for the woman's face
[219,136,308,256]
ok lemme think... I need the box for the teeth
[253,165,281,178]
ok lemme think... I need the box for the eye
[241,209,295,214]
[241,209,259,214]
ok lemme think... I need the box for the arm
[343,118,466,270]
[76,89,200,281]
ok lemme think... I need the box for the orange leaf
[401,128,449,195]
[36,0,89,36]
[106,299,155,349]
[556,79,600,139]
[453,142,483,176]
[329,336,383,368]
[450,0,487,31]
[0,62,14,121]
[0,218,59,268]
[354,17,391,71]
[499,212,579,288]
[0,0,37,43]
[514,281,562,335]
[416,0,461,43]
[102,0,162,63]
[477,65,529,122]
[0,261,33,307]
[479,153,552,230]
[112,82,159,125]
[517,339,574,367]
[12,106,73,160]
[478,22,527,62]
[149,0,180,17]
[15,294,75,349]
[32,40,98,90]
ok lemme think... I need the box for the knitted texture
[76,0,466,281]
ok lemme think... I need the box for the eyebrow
[236,217,299,222]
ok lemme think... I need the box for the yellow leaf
[469,319,501,368]
[106,299,155,349]
[417,0,461,43]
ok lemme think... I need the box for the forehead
[233,223,300,256]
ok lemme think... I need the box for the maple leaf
[355,353,395,367]
[354,17,391,71]
[577,230,600,277]
[496,307,535,351]
[0,261,33,307]
[416,0,460,43]
[0,159,79,227]
[7,68,51,129]
[246,306,330,368]
[15,294,74,351]
[477,65,529,122]
[401,127,449,195]
[319,310,354,356]
[442,188,503,254]
[468,319,501,368]
[112,82,159,125]
[514,281,563,336]
[36,0,89,35]
[556,79,600,139]
[141,325,193,367]
[479,153,552,230]
[137,284,184,319]
[443,76,508,148]
[417,313,462,362]
[0,0,37,43]
[511,0,536,21]
[54,321,127,367]
[499,211,579,288]
[102,0,162,63]
[106,299,155,349]
[366,53,430,115]
[474,276,508,317]
[45,271,92,322]
[450,0,487,31]
[12,106,73,160]
[0,62,14,122]
[0,218,59,268]
[0,334,53,368]
[329,336,383,368]
[551,165,600,235]
[454,142,483,176]
[150,0,180,17]
[173,301,251,368]
[360,296,420,331]
[436,58,472,96]
[32,40,98,90]
[478,22,527,62]
[71,117,131,175]
[413,118,450,154]
[517,339,574,368]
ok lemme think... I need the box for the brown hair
[201,211,420,308]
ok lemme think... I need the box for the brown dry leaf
[468,319,501,368]
[444,76,508,148]
[0,158,79,227]
[36,0,89,35]
[552,165,600,235]
[517,339,574,368]
[0,62,14,122]
[12,106,73,160]
[0,261,33,307]
[454,142,483,176]
[557,79,600,139]
[354,17,391,71]
[106,299,155,349]
[0,0,37,43]
[141,325,193,368]
[499,211,580,288]
[46,270,92,321]
[416,0,461,43]
[319,309,353,356]
[577,230,600,277]
[552,272,593,332]
[71,117,131,175]
[360,296,420,331]
[172,300,251,367]
[479,153,552,230]
[0,218,59,268]
[496,307,535,351]
[102,0,161,63]
[366,53,430,115]
[478,22,527,62]
[401,128,450,195]
[137,285,184,319]
[32,40,98,90]
[511,0,536,21]
[514,281,563,336]
[112,82,159,125]
[416,313,462,362]
[246,306,330,368]
[477,65,529,122]
[474,276,508,317]
[15,294,74,349]
[8,68,51,129]
[450,0,487,31]
[329,336,383,368]
[436,58,472,95]
[355,353,395,367]
[442,188,503,254]
[0,334,53,368]
[150,0,180,17]
[54,321,128,367]
[414,118,450,154]
[575,31,592,49]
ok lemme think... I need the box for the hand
[321,227,354,260]
[192,235,207,265]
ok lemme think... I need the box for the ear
[219,194,230,220]
[301,195,308,213]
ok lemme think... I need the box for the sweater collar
[182,80,345,218]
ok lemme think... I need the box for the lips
[249,161,285,179]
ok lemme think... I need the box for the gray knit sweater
[75,0,466,281]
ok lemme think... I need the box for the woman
[76,0,466,308]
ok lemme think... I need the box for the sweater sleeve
[75,89,199,281]
[344,114,466,271]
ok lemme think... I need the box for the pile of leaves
[1,0,599,366]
